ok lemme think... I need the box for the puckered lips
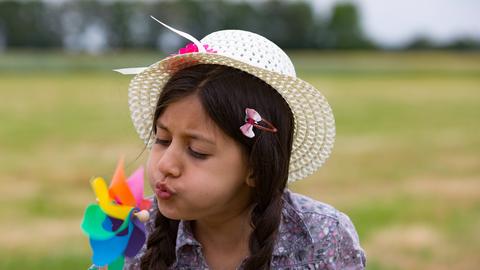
[155,182,175,200]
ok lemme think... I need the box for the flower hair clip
[240,108,277,138]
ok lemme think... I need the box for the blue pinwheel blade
[90,219,133,266]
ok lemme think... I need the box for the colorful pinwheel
[81,158,152,270]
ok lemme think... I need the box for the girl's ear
[246,170,255,187]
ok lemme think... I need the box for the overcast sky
[312,0,480,48]
[44,0,480,49]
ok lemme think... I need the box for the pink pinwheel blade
[126,167,145,208]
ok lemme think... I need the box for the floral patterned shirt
[124,189,366,269]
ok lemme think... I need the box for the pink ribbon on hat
[177,43,217,54]
[240,108,277,138]
[114,16,214,75]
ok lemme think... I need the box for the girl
[117,18,366,270]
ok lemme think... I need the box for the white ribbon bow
[113,16,205,75]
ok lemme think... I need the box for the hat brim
[127,52,335,182]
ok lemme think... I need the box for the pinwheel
[81,158,152,270]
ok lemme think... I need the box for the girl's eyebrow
[156,122,216,146]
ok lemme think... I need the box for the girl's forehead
[156,95,221,141]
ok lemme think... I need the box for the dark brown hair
[140,64,294,269]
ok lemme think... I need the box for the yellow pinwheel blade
[91,177,133,220]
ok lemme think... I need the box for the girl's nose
[156,144,182,178]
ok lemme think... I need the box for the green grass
[1,50,479,269]
[0,252,91,270]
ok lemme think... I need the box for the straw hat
[115,17,335,183]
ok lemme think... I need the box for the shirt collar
[272,190,314,256]
[175,220,201,252]
[148,198,201,257]
[150,191,314,258]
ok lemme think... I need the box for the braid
[242,122,290,269]
[140,211,179,270]
[243,192,283,269]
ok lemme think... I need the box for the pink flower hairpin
[240,108,278,138]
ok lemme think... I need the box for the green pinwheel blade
[108,255,125,270]
[81,204,132,240]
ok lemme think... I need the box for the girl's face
[147,94,254,221]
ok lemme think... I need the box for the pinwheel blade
[92,177,133,220]
[124,217,147,257]
[109,158,137,207]
[81,204,131,240]
[90,219,133,266]
[126,166,145,207]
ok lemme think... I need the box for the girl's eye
[188,147,209,160]
[155,138,170,146]
[155,138,208,159]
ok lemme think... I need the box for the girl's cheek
[146,152,156,186]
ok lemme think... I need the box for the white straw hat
[115,17,335,183]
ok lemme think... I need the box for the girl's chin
[157,201,183,220]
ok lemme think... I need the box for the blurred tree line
[0,0,477,53]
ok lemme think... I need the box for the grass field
[0,50,479,269]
